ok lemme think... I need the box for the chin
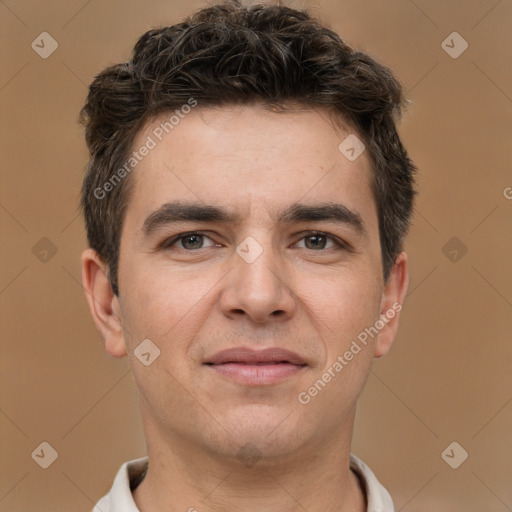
[201,408,312,462]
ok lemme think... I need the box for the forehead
[125,105,376,230]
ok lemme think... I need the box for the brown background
[1,0,511,510]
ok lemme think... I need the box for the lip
[204,348,307,385]
[205,347,306,365]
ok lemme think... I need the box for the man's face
[108,105,399,460]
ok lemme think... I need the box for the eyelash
[160,230,352,252]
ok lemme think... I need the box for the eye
[161,232,217,251]
[294,232,349,251]
[159,230,351,253]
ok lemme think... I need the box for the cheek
[119,263,216,351]
[298,276,380,420]
[303,267,382,344]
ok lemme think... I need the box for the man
[80,1,416,511]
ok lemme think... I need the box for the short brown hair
[80,0,416,296]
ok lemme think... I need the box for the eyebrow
[141,200,367,237]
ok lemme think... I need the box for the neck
[133,409,366,512]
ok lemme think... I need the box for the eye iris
[305,234,326,250]
[182,234,203,249]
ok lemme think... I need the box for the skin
[82,104,408,512]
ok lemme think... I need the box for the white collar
[93,453,394,512]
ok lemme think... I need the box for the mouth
[204,348,308,385]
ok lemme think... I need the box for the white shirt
[93,453,394,512]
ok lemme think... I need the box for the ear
[81,248,127,358]
[373,251,409,359]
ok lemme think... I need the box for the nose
[220,237,296,325]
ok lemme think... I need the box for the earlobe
[81,248,127,358]
[374,251,409,359]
